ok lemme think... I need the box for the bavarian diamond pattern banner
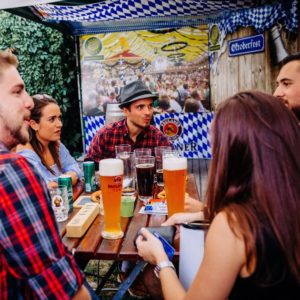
[35,0,260,22]
[84,112,213,159]
[84,115,105,150]
[34,0,297,35]
[154,112,213,159]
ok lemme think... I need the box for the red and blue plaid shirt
[0,145,84,299]
[86,118,173,163]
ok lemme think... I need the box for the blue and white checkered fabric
[35,0,259,22]
[154,112,213,159]
[84,112,213,158]
[34,1,297,34]
[84,115,105,151]
[218,0,298,34]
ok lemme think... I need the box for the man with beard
[274,53,300,122]
[85,80,173,163]
[0,50,93,299]
[86,80,173,298]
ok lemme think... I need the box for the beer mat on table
[73,195,98,208]
[139,200,167,215]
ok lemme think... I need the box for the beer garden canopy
[6,0,297,36]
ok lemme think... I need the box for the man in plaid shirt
[0,50,92,299]
[85,80,173,163]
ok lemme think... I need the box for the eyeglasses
[33,94,54,101]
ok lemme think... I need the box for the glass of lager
[163,152,187,217]
[154,146,172,187]
[99,158,124,239]
[135,156,155,203]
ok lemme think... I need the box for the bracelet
[154,260,175,278]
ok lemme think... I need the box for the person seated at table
[85,80,173,163]
[136,91,300,299]
[0,49,95,300]
[17,94,82,187]
[86,80,173,297]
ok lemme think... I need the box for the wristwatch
[154,260,175,278]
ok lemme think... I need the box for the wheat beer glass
[163,153,187,217]
[99,158,124,239]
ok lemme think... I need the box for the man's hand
[184,194,205,212]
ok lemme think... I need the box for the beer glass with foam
[163,153,187,216]
[99,158,124,239]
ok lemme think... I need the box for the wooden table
[58,174,200,266]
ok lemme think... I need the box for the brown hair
[206,91,300,283]
[184,97,200,113]
[280,52,300,67]
[0,49,18,78]
[30,94,62,173]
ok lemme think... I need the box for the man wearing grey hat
[85,80,173,163]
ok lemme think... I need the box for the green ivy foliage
[0,11,82,154]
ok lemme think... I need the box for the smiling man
[274,53,300,122]
[85,80,173,163]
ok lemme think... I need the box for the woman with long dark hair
[136,91,300,299]
[17,94,82,187]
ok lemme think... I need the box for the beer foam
[99,158,124,176]
[163,157,187,170]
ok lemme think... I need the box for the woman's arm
[184,212,246,300]
[59,143,83,185]
[184,194,205,212]
[162,211,204,226]
[137,212,246,300]
[65,171,79,186]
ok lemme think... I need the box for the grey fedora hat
[119,80,158,108]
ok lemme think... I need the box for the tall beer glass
[99,158,124,239]
[154,146,172,187]
[136,156,155,202]
[163,154,187,217]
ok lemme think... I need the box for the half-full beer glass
[163,153,187,217]
[99,158,124,239]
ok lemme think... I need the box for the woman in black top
[136,91,300,299]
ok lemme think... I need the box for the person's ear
[29,120,39,131]
[122,107,129,117]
